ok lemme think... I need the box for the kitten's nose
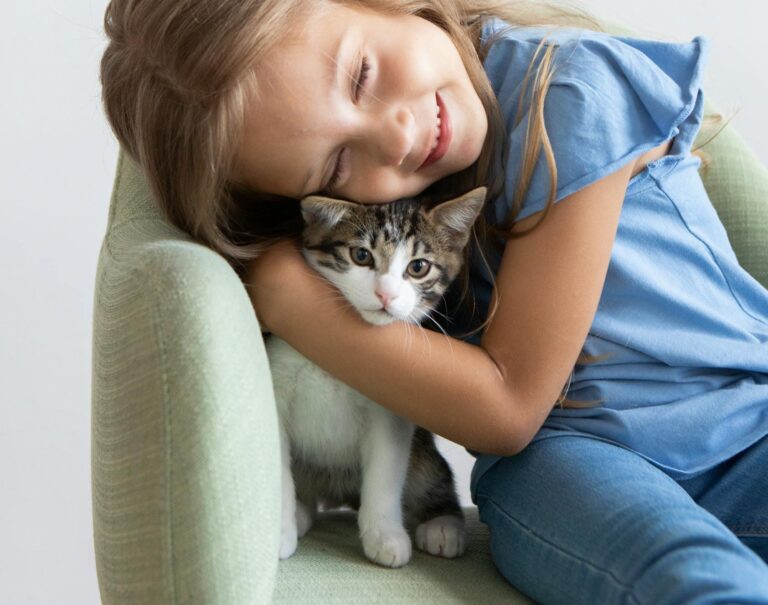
[375,289,393,308]
[376,276,400,308]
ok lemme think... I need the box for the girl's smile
[232,3,488,204]
[418,91,452,170]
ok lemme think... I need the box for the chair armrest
[92,153,281,604]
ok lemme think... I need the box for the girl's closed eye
[354,55,371,101]
[326,55,371,193]
[327,148,350,192]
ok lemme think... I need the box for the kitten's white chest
[267,336,374,468]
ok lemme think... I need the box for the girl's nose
[366,105,416,167]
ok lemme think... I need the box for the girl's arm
[246,159,636,456]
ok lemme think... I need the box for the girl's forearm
[254,254,530,456]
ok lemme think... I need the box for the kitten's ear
[427,186,487,235]
[300,195,357,228]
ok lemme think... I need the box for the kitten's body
[266,188,485,567]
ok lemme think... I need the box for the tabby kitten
[266,187,486,568]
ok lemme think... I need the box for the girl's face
[233,2,488,204]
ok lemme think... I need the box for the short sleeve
[481,24,709,224]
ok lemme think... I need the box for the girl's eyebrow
[300,31,353,198]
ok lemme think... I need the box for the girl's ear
[300,195,358,228]
[427,186,487,234]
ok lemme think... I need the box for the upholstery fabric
[275,508,531,604]
[92,152,281,604]
[695,101,768,287]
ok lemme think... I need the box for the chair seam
[477,494,642,605]
[104,151,125,259]
[147,260,178,605]
[109,216,171,234]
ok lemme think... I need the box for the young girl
[100,0,768,602]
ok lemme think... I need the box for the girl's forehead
[243,22,348,137]
[236,6,371,192]
[250,5,355,91]
[277,2,380,43]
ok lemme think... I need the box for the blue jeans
[471,435,768,604]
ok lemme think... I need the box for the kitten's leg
[358,408,415,568]
[295,495,316,538]
[278,420,299,559]
[406,428,466,558]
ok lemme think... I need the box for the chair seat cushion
[274,507,531,604]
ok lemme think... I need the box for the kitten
[266,186,486,568]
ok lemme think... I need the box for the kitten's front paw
[415,515,466,558]
[360,524,412,568]
[279,522,298,560]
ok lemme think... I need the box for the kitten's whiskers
[423,313,449,339]
[402,320,414,357]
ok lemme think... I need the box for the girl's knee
[479,495,768,604]
[472,438,768,604]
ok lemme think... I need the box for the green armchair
[91,86,768,605]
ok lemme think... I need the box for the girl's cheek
[377,31,430,96]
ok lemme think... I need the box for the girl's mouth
[419,92,452,170]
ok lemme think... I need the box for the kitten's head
[299,187,486,326]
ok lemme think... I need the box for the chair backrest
[103,150,192,250]
[693,108,768,288]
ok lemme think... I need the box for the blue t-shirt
[455,19,768,481]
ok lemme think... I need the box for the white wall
[1,1,765,603]
[2,2,116,604]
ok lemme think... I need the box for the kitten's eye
[407,259,431,278]
[350,246,374,267]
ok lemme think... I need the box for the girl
[100,0,768,602]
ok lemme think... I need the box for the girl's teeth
[429,98,443,153]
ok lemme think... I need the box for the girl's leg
[471,436,768,605]
[678,435,768,561]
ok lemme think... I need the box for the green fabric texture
[92,152,281,604]
[275,508,531,604]
[695,106,768,287]
[92,45,768,605]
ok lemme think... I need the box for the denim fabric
[471,436,768,604]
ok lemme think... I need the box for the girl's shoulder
[480,17,709,99]
[479,18,710,223]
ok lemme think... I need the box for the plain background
[1,1,765,603]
